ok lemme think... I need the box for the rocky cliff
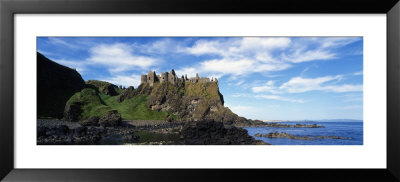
[142,81,263,126]
[37,52,85,118]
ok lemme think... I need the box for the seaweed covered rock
[99,110,122,127]
[63,102,82,121]
[255,132,313,140]
[86,80,118,96]
[79,116,100,126]
[37,52,85,118]
[116,86,135,102]
[180,120,266,145]
[147,82,184,113]
[135,83,153,96]
[64,88,113,121]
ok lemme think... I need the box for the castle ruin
[140,69,217,87]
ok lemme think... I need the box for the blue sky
[37,37,363,121]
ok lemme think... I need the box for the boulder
[101,84,117,96]
[73,126,88,137]
[80,116,100,126]
[86,80,118,96]
[99,110,122,127]
[255,132,312,140]
[63,102,82,121]
[45,125,69,136]
[116,86,135,102]
[37,126,48,137]
[180,120,266,145]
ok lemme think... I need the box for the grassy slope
[67,87,172,120]
[99,93,169,120]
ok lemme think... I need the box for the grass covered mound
[86,80,122,96]
[64,84,172,121]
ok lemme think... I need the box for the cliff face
[144,81,258,125]
[37,52,85,118]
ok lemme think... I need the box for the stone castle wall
[140,69,217,86]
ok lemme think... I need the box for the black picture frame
[1,0,399,181]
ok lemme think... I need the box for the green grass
[66,86,175,120]
[100,93,170,120]
[66,88,113,119]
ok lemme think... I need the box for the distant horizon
[37,37,363,120]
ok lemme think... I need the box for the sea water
[245,121,363,145]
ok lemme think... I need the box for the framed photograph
[1,0,399,181]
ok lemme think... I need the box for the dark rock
[73,126,88,137]
[45,125,70,136]
[37,126,48,137]
[180,120,267,145]
[166,114,174,122]
[80,116,100,126]
[37,52,85,119]
[116,86,135,102]
[123,135,140,143]
[101,84,118,96]
[255,132,312,140]
[135,83,153,96]
[63,102,82,121]
[86,80,118,96]
[99,110,122,127]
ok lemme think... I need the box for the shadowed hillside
[37,52,85,118]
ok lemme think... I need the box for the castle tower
[195,73,199,83]
[141,75,147,84]
[160,72,168,83]
[168,69,177,84]
[147,71,158,87]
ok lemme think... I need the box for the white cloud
[280,75,343,93]
[88,43,158,73]
[320,37,361,48]
[281,37,360,63]
[179,37,360,79]
[103,74,142,88]
[321,84,363,93]
[230,105,254,111]
[52,59,89,74]
[282,49,336,63]
[47,38,81,49]
[335,105,361,110]
[175,67,198,78]
[179,38,293,78]
[235,80,245,86]
[133,38,178,54]
[353,71,363,75]
[251,75,362,94]
[255,94,304,103]
[231,92,304,103]
[231,93,252,98]
[252,81,280,94]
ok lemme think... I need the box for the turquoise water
[245,121,363,145]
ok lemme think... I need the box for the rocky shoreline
[254,132,352,141]
[37,118,268,145]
